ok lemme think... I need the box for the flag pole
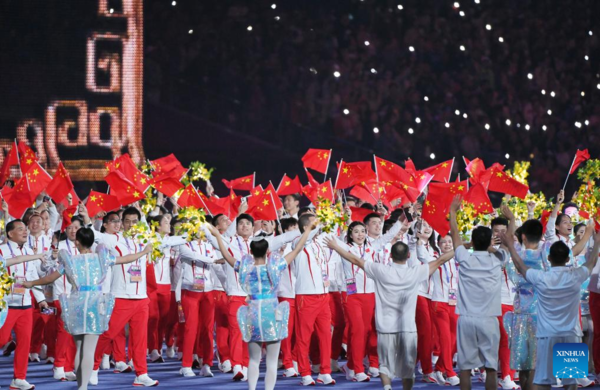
[334,159,343,191]
[276,173,286,193]
[373,154,381,201]
[269,192,281,228]
[562,155,577,191]
[323,149,332,181]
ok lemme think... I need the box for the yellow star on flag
[90,195,97,202]
[133,191,140,198]
[262,199,270,206]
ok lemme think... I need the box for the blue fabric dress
[235,254,290,342]
[58,246,116,335]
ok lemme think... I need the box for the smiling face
[417,220,433,239]
[28,214,44,235]
[438,235,453,253]
[262,220,275,234]
[366,217,383,237]
[283,195,299,213]
[40,210,51,231]
[564,206,578,218]
[575,225,586,241]
[350,224,367,245]
[122,213,139,233]
[237,219,254,239]
[556,214,573,237]
[8,221,28,245]
[215,215,231,233]
[158,217,171,235]
[103,214,122,234]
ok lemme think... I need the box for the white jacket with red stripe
[177,240,216,294]
[0,241,46,306]
[111,237,148,299]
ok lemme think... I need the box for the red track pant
[164,291,178,348]
[148,284,171,352]
[295,294,332,377]
[0,307,33,379]
[228,296,249,367]
[179,290,215,367]
[433,301,458,377]
[343,292,377,374]
[590,292,600,373]
[52,301,76,372]
[279,297,296,369]
[329,292,345,360]
[93,298,149,376]
[498,304,515,379]
[30,304,56,357]
[416,296,435,375]
[213,291,230,363]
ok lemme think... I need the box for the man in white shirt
[501,232,600,390]
[326,234,454,390]
[449,196,509,390]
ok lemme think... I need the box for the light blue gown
[58,246,116,335]
[235,254,290,343]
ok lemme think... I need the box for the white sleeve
[544,216,558,243]
[223,219,237,238]
[30,266,47,303]
[178,244,215,264]
[48,203,60,232]
[371,220,401,252]
[266,230,301,252]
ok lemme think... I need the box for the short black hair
[491,217,509,228]
[520,219,543,244]
[204,215,213,225]
[76,227,95,249]
[382,219,396,235]
[298,214,315,233]
[284,194,301,202]
[471,226,492,251]
[236,213,254,226]
[363,212,382,225]
[389,208,404,222]
[280,217,298,232]
[250,238,269,258]
[360,203,375,211]
[298,206,314,217]
[122,207,141,221]
[6,219,24,236]
[211,214,225,227]
[562,202,579,213]
[390,242,409,262]
[548,241,570,266]
[555,213,571,227]
[69,215,84,227]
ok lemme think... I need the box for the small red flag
[17,141,38,173]
[46,162,74,203]
[349,206,375,223]
[265,183,283,210]
[177,184,203,209]
[2,176,34,219]
[305,168,320,188]
[247,192,278,221]
[404,158,417,174]
[335,161,375,190]
[61,205,79,232]
[464,183,494,215]
[276,174,303,196]
[86,191,121,218]
[105,170,146,206]
[0,141,18,187]
[301,148,331,174]
[222,173,254,191]
[304,180,335,204]
[569,149,591,174]
[488,168,529,199]
[24,161,52,200]
[423,158,454,183]
[152,173,184,197]
[150,154,187,178]
[422,197,450,236]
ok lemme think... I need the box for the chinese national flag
[335,161,374,190]
[61,205,79,232]
[350,180,384,203]
[569,149,591,174]
[17,141,38,173]
[541,210,552,234]
[422,197,450,236]
[251,185,264,197]
[427,180,469,210]
[301,148,331,174]
[45,162,74,203]
[375,156,410,184]
[210,189,241,218]
[423,158,454,183]
[404,158,417,174]
[113,154,151,193]
[247,191,278,221]
[0,141,18,187]
[276,174,303,196]
[105,170,146,206]
[24,161,52,199]
[222,174,254,191]
[60,188,81,208]
[464,183,494,215]
[349,206,375,223]
[151,154,187,178]
[488,168,529,199]
[195,188,227,216]
[463,157,489,185]
[177,184,203,209]
[86,190,121,218]
[152,172,184,197]
[305,168,320,188]
[2,176,34,219]
[264,183,283,210]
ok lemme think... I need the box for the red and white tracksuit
[0,241,46,380]
[93,236,150,376]
[430,254,459,378]
[211,269,231,365]
[499,268,516,380]
[292,234,333,377]
[176,240,216,368]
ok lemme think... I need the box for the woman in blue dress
[23,228,151,390]
[207,222,316,390]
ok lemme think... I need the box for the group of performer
[0,175,599,390]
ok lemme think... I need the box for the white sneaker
[301,375,316,386]
[89,370,99,386]
[311,364,321,374]
[446,376,460,386]
[133,373,159,387]
[317,374,336,385]
[40,344,48,360]
[9,379,35,390]
[353,372,370,382]
[179,367,196,377]
[128,360,135,370]
[432,371,446,385]
[219,359,232,373]
[577,377,595,388]
[283,367,299,377]
[53,366,66,381]
[331,359,341,372]
[100,354,111,370]
[114,361,132,373]
[177,351,183,361]
[424,372,441,384]
[552,378,563,388]
[432,354,439,365]
[499,375,521,390]
[28,353,40,362]
[45,357,55,364]
[232,365,244,381]
[341,364,355,381]
[479,371,487,382]
[368,366,380,378]
[200,364,214,377]
[165,346,175,359]
[241,366,248,381]
[64,372,77,382]
[150,349,164,363]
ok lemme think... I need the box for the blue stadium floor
[0,354,495,390]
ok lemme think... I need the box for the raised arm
[427,250,455,276]
[206,224,237,267]
[283,223,318,265]
[500,204,516,239]
[5,253,45,267]
[449,195,463,249]
[544,190,564,242]
[267,229,301,252]
[499,232,529,276]
[115,244,152,265]
[22,270,62,288]
[371,219,402,252]
[582,232,600,273]
[572,219,595,257]
[324,236,366,270]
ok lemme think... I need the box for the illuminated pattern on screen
[0,0,144,181]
